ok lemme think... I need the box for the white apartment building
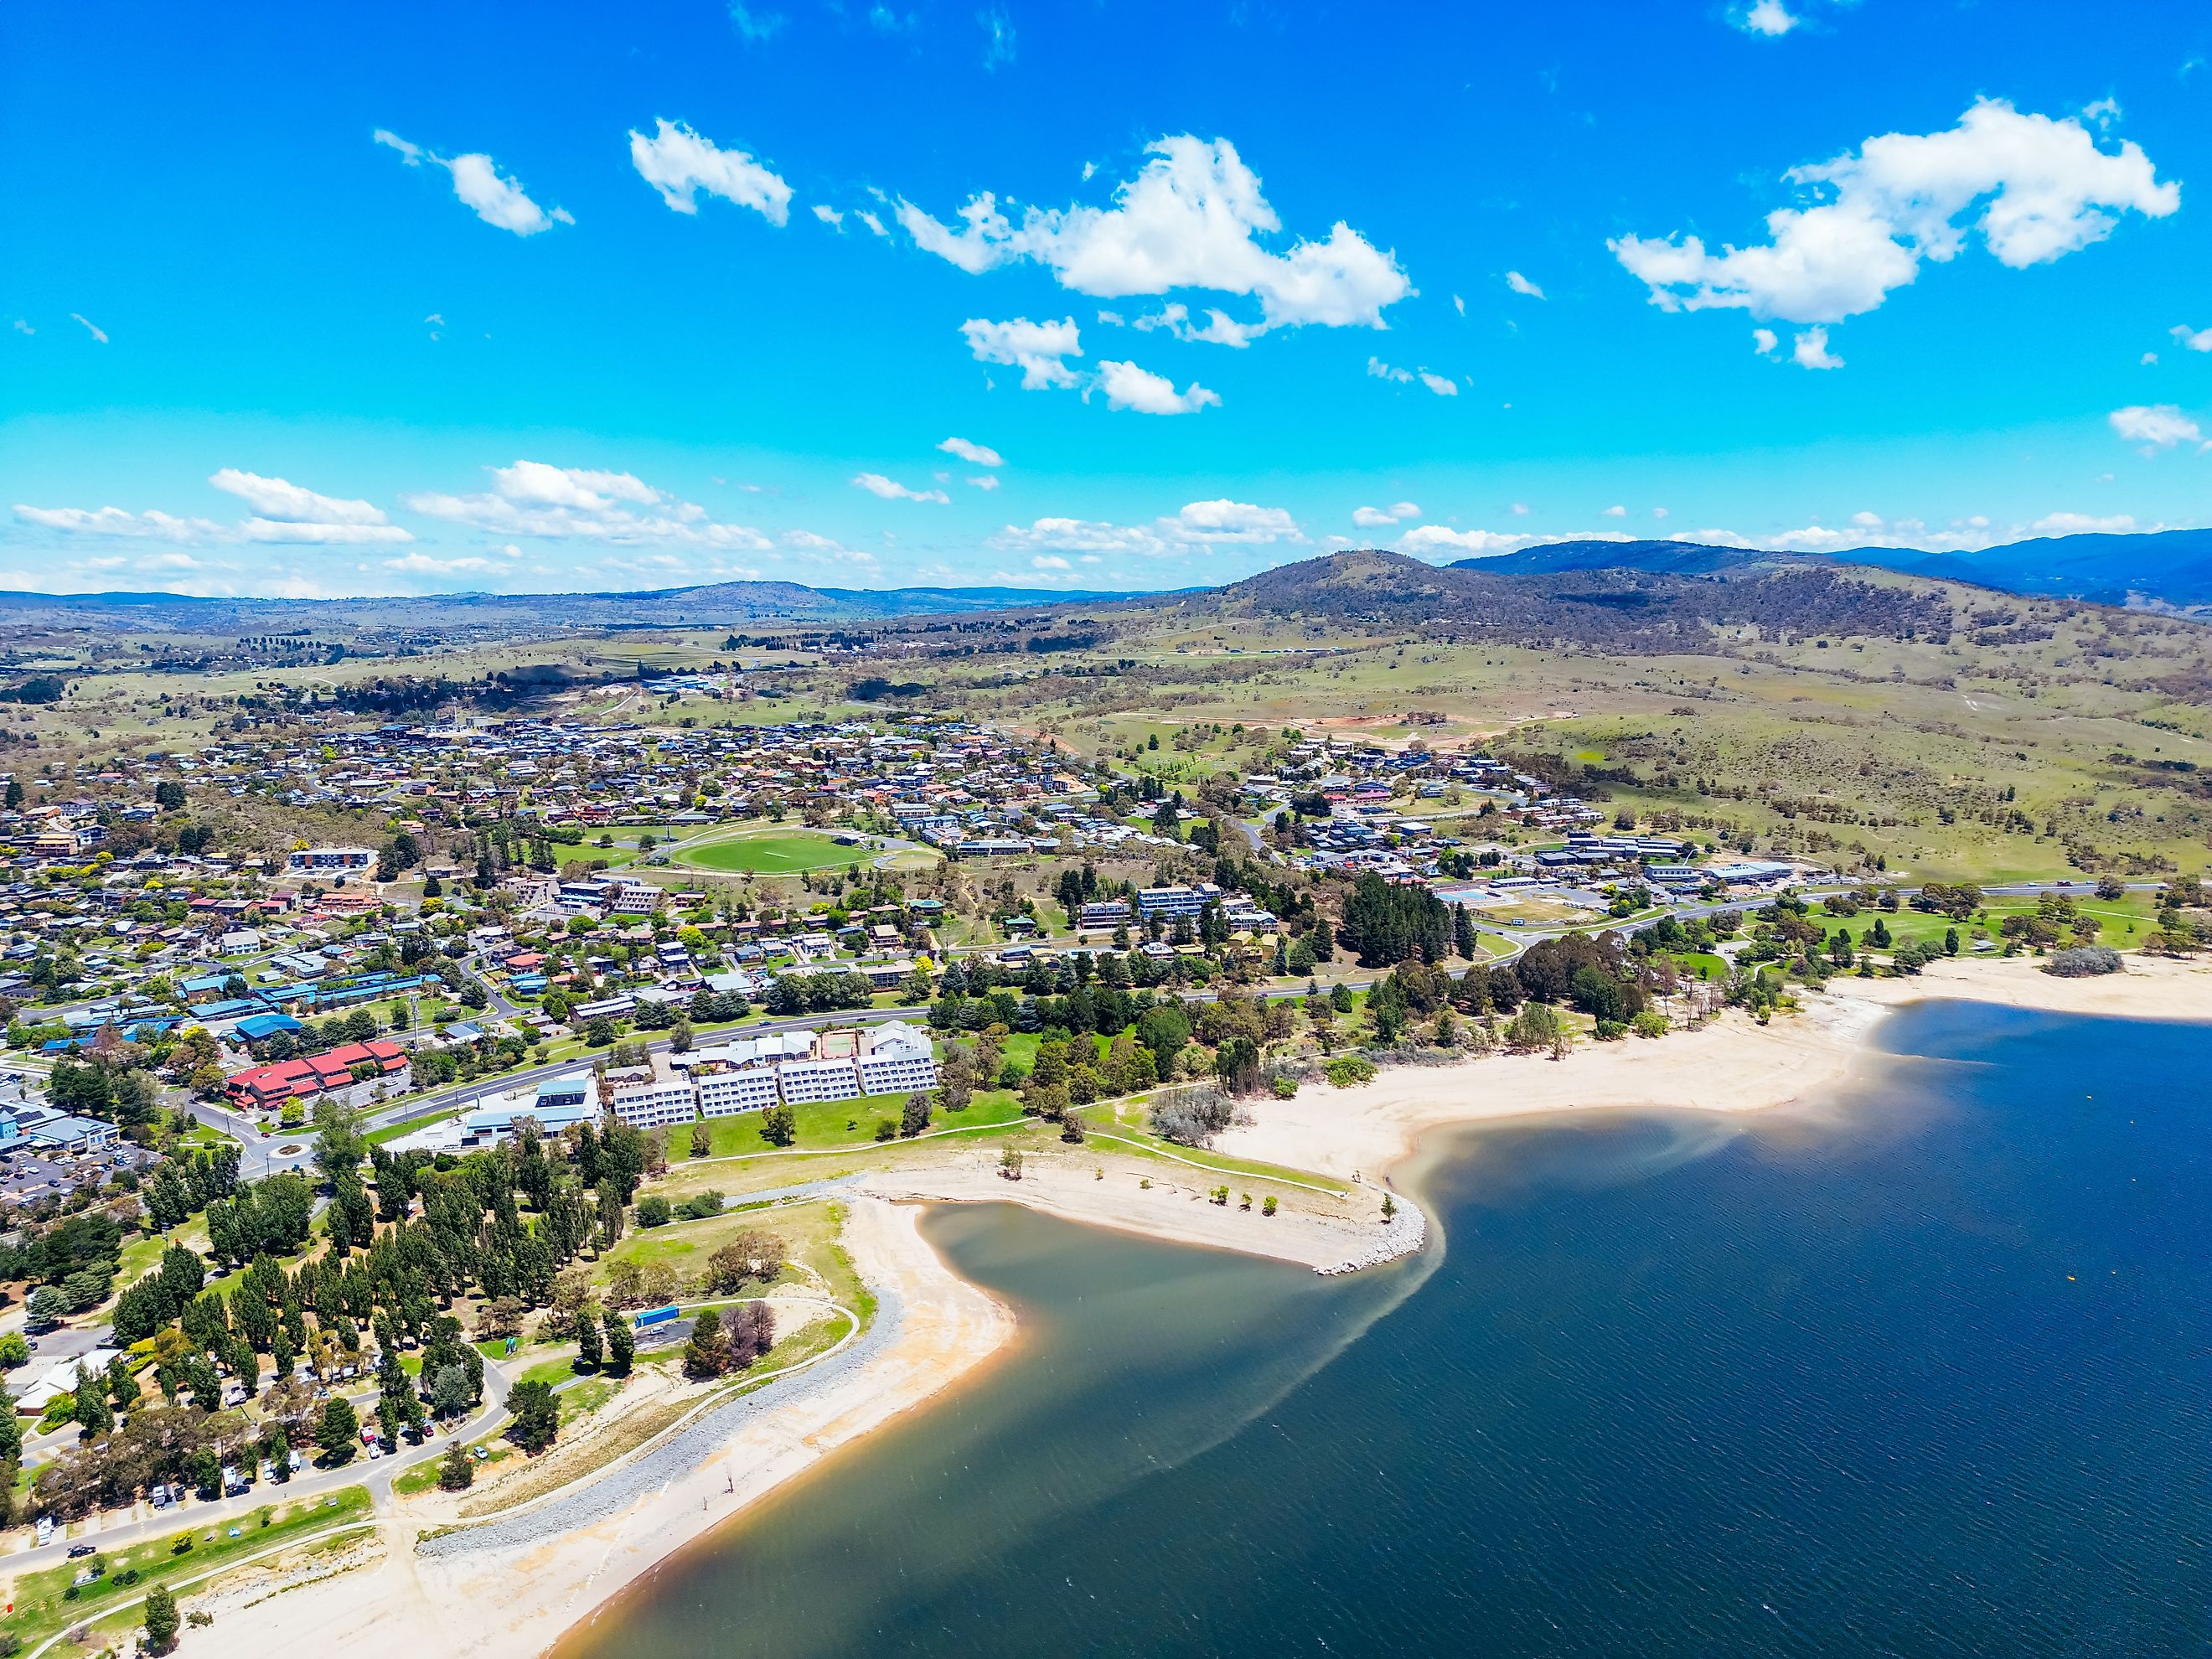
[609,881,664,916]
[602,1057,698,1130]
[857,1021,938,1095]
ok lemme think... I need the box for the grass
[1802,891,2157,954]
[672,828,864,875]
[391,1439,511,1496]
[1078,1099,1352,1194]
[3,1486,372,1650]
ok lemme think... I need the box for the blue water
[570,1003,2212,1656]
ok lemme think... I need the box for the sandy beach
[180,950,2212,1657]
[199,1198,1013,1659]
[1217,952,2212,1185]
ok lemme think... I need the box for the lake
[565,1000,2212,1656]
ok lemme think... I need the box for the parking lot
[0,1144,158,1210]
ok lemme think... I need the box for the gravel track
[420,1269,903,1559]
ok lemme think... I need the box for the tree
[900,1092,932,1137]
[437,1441,475,1491]
[689,1121,711,1159]
[143,1584,180,1655]
[74,1365,113,1439]
[759,1104,796,1147]
[506,1379,560,1454]
[317,1395,359,1465]
[575,1309,603,1372]
[430,1362,473,1421]
[602,1310,634,1377]
[312,1098,368,1184]
[722,1301,775,1369]
[682,1315,732,1379]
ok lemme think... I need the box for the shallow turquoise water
[569,1002,2212,1656]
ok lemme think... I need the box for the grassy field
[672,827,867,875]
[3,1486,372,1649]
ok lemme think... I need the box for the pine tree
[603,1310,634,1377]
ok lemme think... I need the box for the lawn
[673,829,864,875]
[1804,892,2157,954]
[5,1486,372,1650]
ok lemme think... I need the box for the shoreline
[1215,953,2212,1186]
[185,951,2212,1658]
[197,1198,1016,1659]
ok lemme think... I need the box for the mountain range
[1457,527,2212,610]
[1,528,2207,634]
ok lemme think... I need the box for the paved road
[6,1357,514,1569]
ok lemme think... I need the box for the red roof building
[225,1039,411,1112]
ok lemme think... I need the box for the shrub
[2044,945,2122,978]
[633,1196,673,1228]
[1262,1195,1278,1216]
[1323,1055,1377,1088]
[1150,1087,1238,1146]
[1269,1074,1299,1099]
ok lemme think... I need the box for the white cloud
[13,506,224,542]
[813,204,845,229]
[894,135,1410,337]
[2083,97,2122,130]
[1735,0,1797,34]
[855,209,887,238]
[1095,359,1220,415]
[1031,555,1072,571]
[1602,504,1626,517]
[728,4,787,42]
[1505,270,1545,298]
[991,498,1297,557]
[2143,351,2159,364]
[938,436,1005,467]
[1792,326,1845,370]
[1400,525,1540,558]
[991,518,1169,556]
[209,469,391,530]
[1351,501,1420,528]
[2031,511,2137,534]
[404,460,770,545]
[1611,100,2177,354]
[11,319,30,335]
[852,472,950,504]
[629,119,792,225]
[375,128,572,235]
[1753,327,1779,354]
[978,5,1016,70]
[1510,502,1530,514]
[968,475,1000,490]
[70,313,107,344]
[1653,507,1671,519]
[16,470,412,547]
[384,551,495,576]
[2169,323,2212,352]
[1166,499,1300,543]
[1369,356,1455,395]
[960,316,1082,388]
[2108,403,2203,448]
[1133,302,1258,348]
[1453,294,1465,315]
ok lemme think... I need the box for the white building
[285,846,376,877]
[857,1021,938,1096]
[609,881,664,916]
[603,1057,698,1130]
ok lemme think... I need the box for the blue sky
[5,0,2212,597]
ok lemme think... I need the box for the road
[6,1356,514,1571]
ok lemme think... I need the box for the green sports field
[673,829,866,874]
